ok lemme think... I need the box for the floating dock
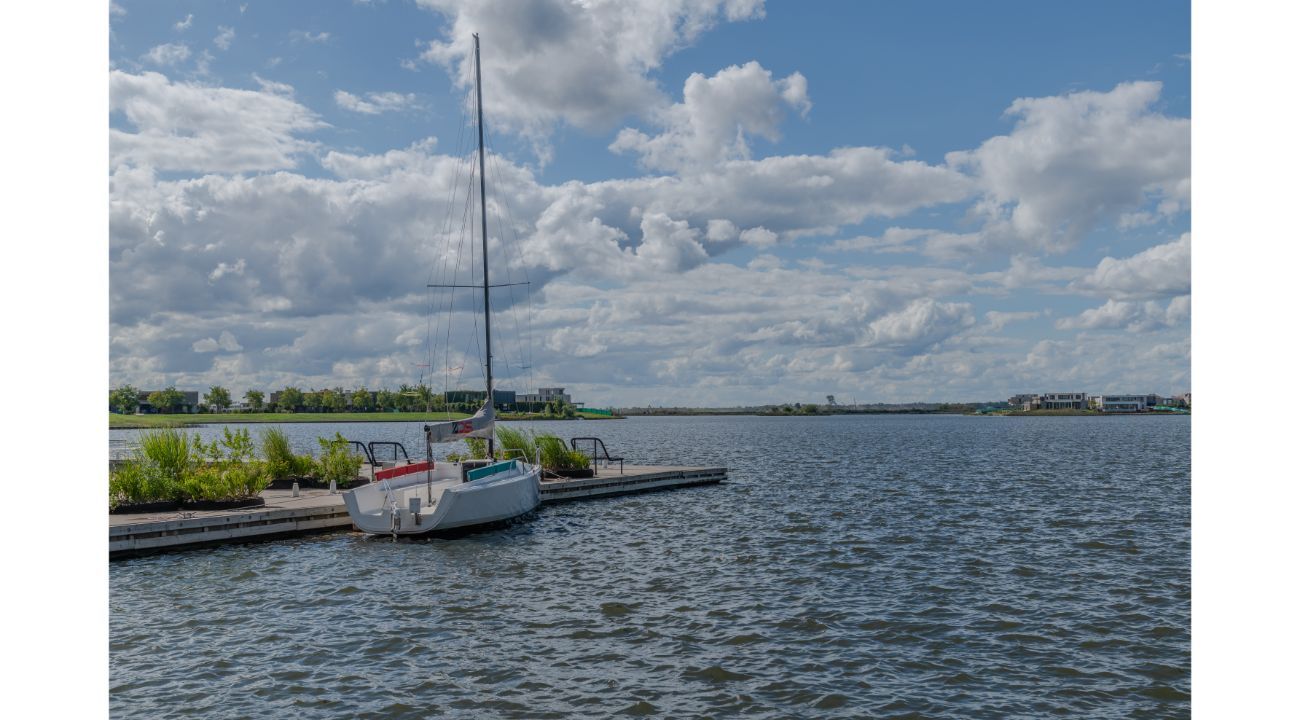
[109,464,726,558]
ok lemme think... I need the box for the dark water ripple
[111,414,1189,718]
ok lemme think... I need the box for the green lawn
[109,410,620,428]
[109,411,471,428]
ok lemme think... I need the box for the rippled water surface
[110,415,1190,718]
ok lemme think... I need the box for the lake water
[110,414,1190,718]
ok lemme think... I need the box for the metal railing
[345,441,376,466]
[569,437,623,475]
[367,441,410,465]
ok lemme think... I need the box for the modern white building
[1008,394,1036,410]
[517,387,575,405]
[1036,392,1089,410]
[1097,395,1151,412]
[1008,392,1088,410]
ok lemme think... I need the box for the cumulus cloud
[143,43,191,66]
[174,14,193,31]
[107,32,1189,402]
[110,71,324,172]
[945,81,1189,254]
[610,61,810,172]
[193,331,243,353]
[214,26,235,51]
[865,299,975,352]
[1072,232,1190,299]
[415,0,766,151]
[1056,295,1189,333]
[334,90,419,114]
[738,226,778,247]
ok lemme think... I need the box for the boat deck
[109,464,726,558]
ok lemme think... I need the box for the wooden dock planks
[110,465,726,558]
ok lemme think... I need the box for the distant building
[1008,393,1035,410]
[136,390,199,414]
[1009,392,1087,410]
[1036,392,1088,410]
[445,389,517,408]
[518,387,572,405]
[1097,395,1151,412]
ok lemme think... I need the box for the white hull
[342,461,540,535]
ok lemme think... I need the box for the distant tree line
[110,384,580,416]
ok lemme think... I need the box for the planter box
[110,496,266,514]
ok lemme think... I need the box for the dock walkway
[110,464,726,558]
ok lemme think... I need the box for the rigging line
[427,101,471,386]
[448,152,478,305]
[443,151,479,403]
[436,145,475,360]
[432,174,468,401]
[465,151,485,386]
[486,168,528,385]
[483,130,535,391]
[426,282,530,288]
[482,133,532,386]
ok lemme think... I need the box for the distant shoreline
[110,408,1188,428]
[109,411,620,429]
[974,409,1190,417]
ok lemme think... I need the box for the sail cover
[426,403,495,444]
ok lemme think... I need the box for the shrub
[261,427,312,481]
[109,427,271,508]
[109,461,151,510]
[138,428,196,487]
[488,427,587,470]
[463,437,490,460]
[315,433,363,487]
[536,433,589,471]
[494,426,534,462]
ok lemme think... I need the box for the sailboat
[342,34,542,536]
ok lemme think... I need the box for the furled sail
[425,402,495,444]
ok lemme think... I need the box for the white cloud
[946,81,1189,254]
[209,258,246,282]
[985,310,1041,331]
[1073,233,1190,299]
[107,62,1189,403]
[738,226,778,247]
[143,43,191,67]
[632,212,709,273]
[866,299,975,351]
[415,0,766,152]
[174,14,193,31]
[193,331,243,353]
[110,2,126,16]
[292,30,331,44]
[830,227,928,254]
[610,61,810,172]
[214,26,235,51]
[110,71,325,172]
[253,74,295,96]
[705,219,738,242]
[334,90,419,115]
[1056,295,1189,333]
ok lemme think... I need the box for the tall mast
[473,33,494,457]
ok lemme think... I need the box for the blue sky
[109,0,1191,405]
